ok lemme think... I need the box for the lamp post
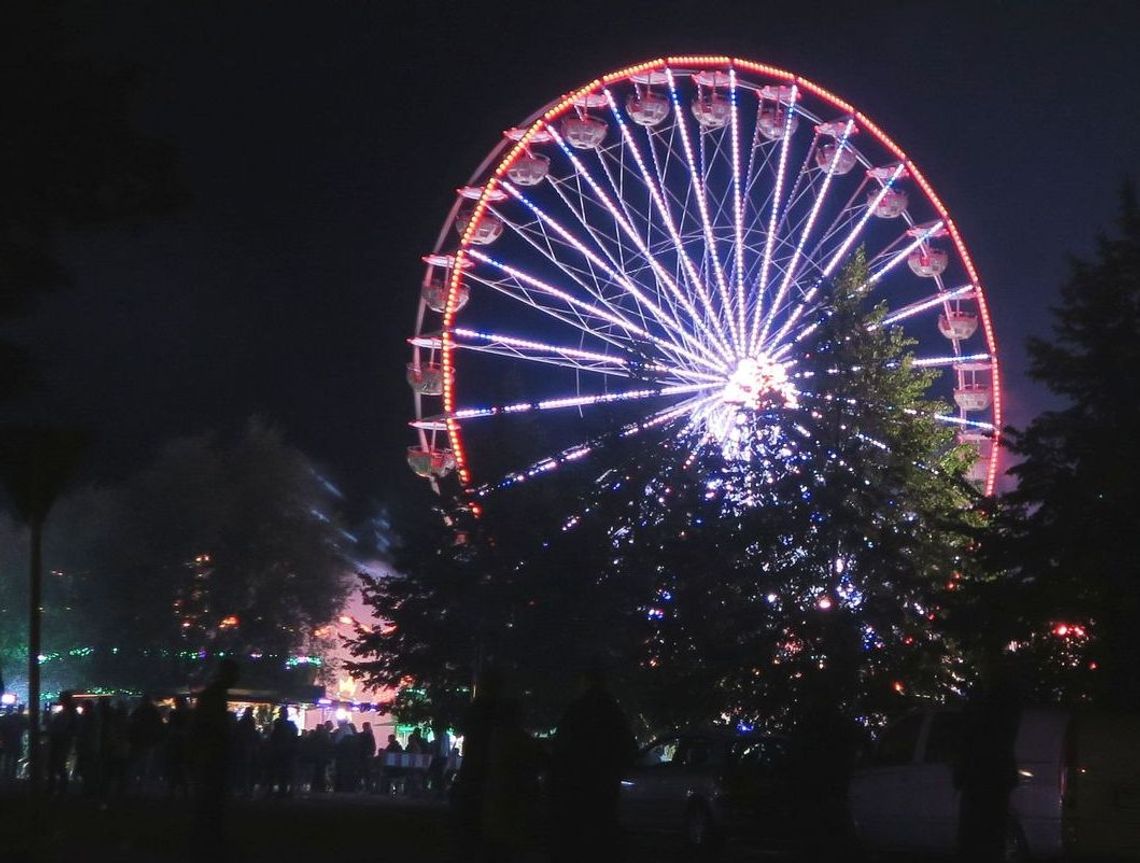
[0,426,88,795]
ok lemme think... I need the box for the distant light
[1,693,16,706]
[339,616,353,625]
[892,681,905,693]
[335,708,349,721]
[817,596,833,610]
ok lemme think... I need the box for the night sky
[8,1,1140,518]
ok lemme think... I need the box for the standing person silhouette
[955,656,1022,862]
[453,668,542,862]
[189,658,240,859]
[549,662,637,863]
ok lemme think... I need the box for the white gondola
[691,94,730,130]
[953,385,992,412]
[562,116,607,149]
[907,246,948,278]
[871,188,908,219]
[406,446,456,479]
[455,208,503,245]
[816,143,856,175]
[506,152,550,186]
[938,310,978,341]
[626,91,670,126]
[406,362,452,396]
[422,279,470,314]
[758,103,799,140]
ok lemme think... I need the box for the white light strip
[912,353,991,368]
[453,381,712,420]
[878,283,974,327]
[749,85,799,353]
[546,124,737,363]
[453,327,627,365]
[467,249,726,375]
[665,68,739,354]
[595,94,727,367]
[729,69,748,355]
[758,119,856,349]
[820,164,906,279]
[931,413,996,431]
[498,182,718,368]
[866,221,944,289]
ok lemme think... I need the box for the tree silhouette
[998,184,1140,707]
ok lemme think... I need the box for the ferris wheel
[407,56,1001,509]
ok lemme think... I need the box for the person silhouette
[549,662,637,863]
[955,655,1022,862]
[453,669,542,862]
[189,658,240,858]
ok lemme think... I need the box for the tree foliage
[997,184,1140,707]
[0,421,354,696]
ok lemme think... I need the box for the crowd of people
[2,658,642,861]
[0,689,457,801]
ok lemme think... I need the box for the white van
[849,707,1140,860]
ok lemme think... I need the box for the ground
[0,791,864,862]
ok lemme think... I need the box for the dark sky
[8,0,1140,516]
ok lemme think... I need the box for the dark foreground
[0,791,857,863]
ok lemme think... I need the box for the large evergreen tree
[352,254,982,734]
[999,185,1140,707]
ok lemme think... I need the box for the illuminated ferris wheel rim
[410,55,1003,499]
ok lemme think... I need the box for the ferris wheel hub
[722,356,798,411]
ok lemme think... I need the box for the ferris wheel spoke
[451,381,713,423]
[470,398,701,498]
[929,412,995,432]
[464,253,727,375]
[815,165,908,278]
[875,283,976,329]
[758,119,856,349]
[767,168,911,351]
[911,352,991,369]
[492,194,668,345]
[728,70,750,348]
[448,326,720,385]
[546,122,737,364]
[748,84,800,354]
[500,179,725,370]
[601,87,736,357]
[805,175,872,272]
[664,69,740,354]
[867,220,945,287]
[462,266,636,352]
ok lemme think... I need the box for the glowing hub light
[721,356,798,411]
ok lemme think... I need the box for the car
[849,706,1140,861]
[619,729,808,853]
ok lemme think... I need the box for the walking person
[548,662,637,863]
